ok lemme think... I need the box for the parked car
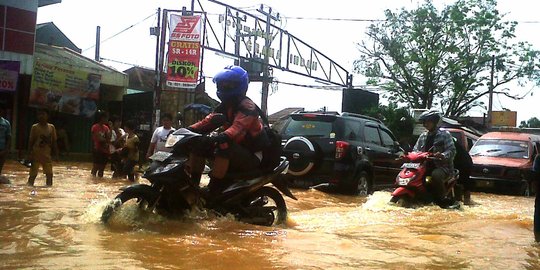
[440,127,479,150]
[272,112,404,195]
[469,131,540,195]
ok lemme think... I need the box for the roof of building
[36,22,81,53]
[34,43,128,87]
[268,107,304,123]
[38,0,62,7]
[123,66,155,92]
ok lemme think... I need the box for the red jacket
[189,97,268,151]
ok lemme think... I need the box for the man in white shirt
[146,113,175,159]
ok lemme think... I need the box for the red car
[469,132,540,195]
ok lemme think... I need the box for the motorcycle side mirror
[210,113,226,126]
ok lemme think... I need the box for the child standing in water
[27,109,58,186]
[121,120,139,182]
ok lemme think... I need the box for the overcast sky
[36,0,540,124]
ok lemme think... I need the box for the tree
[363,103,415,143]
[354,0,540,117]
[519,117,540,128]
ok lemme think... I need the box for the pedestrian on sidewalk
[145,113,175,159]
[27,109,58,186]
[0,104,11,176]
[91,110,110,177]
[121,120,139,182]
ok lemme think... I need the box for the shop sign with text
[29,59,101,117]
[0,61,20,92]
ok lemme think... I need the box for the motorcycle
[389,151,461,208]
[101,124,297,227]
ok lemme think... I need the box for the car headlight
[165,135,184,148]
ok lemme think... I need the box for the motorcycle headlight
[165,135,184,148]
[397,176,416,186]
[155,163,179,174]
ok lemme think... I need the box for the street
[0,160,538,270]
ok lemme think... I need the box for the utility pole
[95,26,101,62]
[232,10,246,58]
[488,55,495,129]
[257,5,279,116]
[154,9,167,130]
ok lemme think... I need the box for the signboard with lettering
[0,61,20,92]
[29,59,101,117]
[166,15,202,89]
[491,111,517,127]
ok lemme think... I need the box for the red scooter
[390,151,461,208]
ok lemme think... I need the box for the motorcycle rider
[412,109,456,208]
[187,65,270,196]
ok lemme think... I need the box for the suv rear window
[283,115,334,137]
[470,139,530,159]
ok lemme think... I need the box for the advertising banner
[491,111,517,127]
[29,59,101,117]
[0,60,20,92]
[166,14,202,89]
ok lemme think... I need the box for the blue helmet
[213,65,249,102]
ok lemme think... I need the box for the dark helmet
[418,109,441,124]
[213,65,249,102]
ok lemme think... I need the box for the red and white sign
[166,15,202,89]
[0,61,20,92]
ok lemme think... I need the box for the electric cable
[82,13,156,53]
[100,57,153,70]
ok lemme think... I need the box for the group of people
[90,110,178,182]
[90,112,141,182]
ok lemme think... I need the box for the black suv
[272,112,404,195]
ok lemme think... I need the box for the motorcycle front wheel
[239,186,288,226]
[390,195,410,208]
[101,184,160,223]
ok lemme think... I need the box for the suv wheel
[283,136,318,176]
[354,171,372,196]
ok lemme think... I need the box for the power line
[282,16,540,24]
[282,16,384,22]
[82,13,156,53]
[100,57,153,70]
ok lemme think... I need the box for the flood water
[1,160,539,270]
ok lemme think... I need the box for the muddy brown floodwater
[0,160,539,269]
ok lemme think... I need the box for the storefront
[16,43,128,155]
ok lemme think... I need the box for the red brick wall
[0,5,36,55]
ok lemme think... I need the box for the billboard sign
[166,15,202,89]
[29,59,101,117]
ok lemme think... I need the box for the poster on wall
[29,60,100,117]
[0,60,20,92]
[166,14,202,89]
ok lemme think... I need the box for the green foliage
[519,117,540,128]
[355,0,540,117]
[363,103,415,142]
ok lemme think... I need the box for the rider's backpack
[256,107,282,170]
[261,126,282,169]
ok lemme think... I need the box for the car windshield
[283,119,333,137]
[470,139,529,159]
